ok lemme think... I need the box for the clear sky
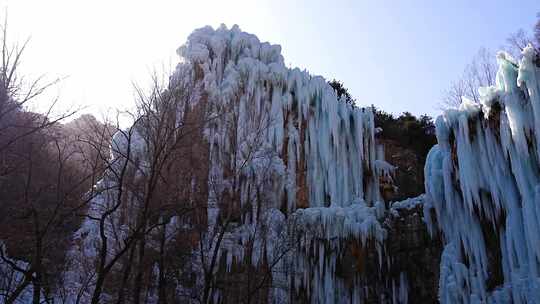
[2,0,539,118]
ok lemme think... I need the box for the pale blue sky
[3,0,539,117]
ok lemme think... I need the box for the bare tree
[0,123,107,304]
[167,74,299,304]
[505,28,539,60]
[0,16,90,304]
[441,13,540,110]
[506,12,540,56]
[0,18,76,157]
[440,48,497,109]
[61,68,210,303]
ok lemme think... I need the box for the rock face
[386,198,442,303]
[377,138,424,201]
[60,25,398,303]
[295,196,443,303]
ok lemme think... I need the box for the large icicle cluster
[289,200,387,303]
[174,24,380,211]
[58,25,390,304]
[424,45,540,303]
[172,24,388,303]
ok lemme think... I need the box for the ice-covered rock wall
[60,25,395,304]
[424,45,540,303]
[174,24,381,211]
[174,24,391,303]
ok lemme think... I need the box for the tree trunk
[157,226,167,304]
[116,245,137,304]
[90,275,105,304]
[4,274,32,304]
[132,236,147,304]
[32,273,41,304]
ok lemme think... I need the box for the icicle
[425,46,540,303]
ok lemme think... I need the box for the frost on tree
[424,45,540,303]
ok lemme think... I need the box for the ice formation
[175,24,382,209]
[55,25,397,303]
[173,24,393,303]
[289,200,387,303]
[424,45,540,303]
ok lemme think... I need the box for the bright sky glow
[2,0,539,118]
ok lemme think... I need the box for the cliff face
[374,112,437,202]
[31,26,540,304]
[424,46,540,303]
[62,25,401,303]
[386,198,442,303]
[173,25,391,302]
[176,24,382,209]
[377,138,423,201]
